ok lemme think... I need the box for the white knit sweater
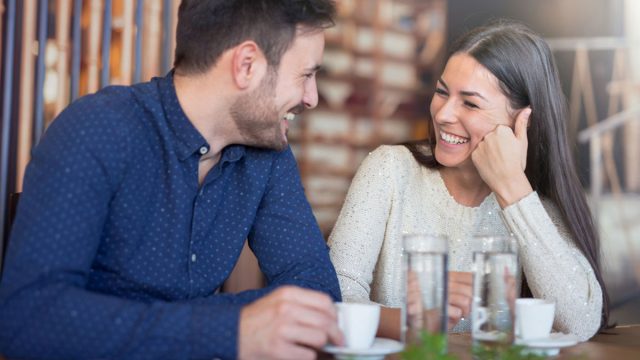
[328,145,602,341]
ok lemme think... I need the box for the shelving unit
[290,0,447,236]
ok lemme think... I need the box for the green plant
[401,330,561,360]
[471,344,547,360]
[401,332,457,360]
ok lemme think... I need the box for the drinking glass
[402,233,448,352]
[471,235,519,349]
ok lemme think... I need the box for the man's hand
[238,286,343,360]
[448,271,473,330]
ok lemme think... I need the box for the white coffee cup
[515,298,555,340]
[336,302,380,349]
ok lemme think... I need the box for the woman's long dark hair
[405,19,610,329]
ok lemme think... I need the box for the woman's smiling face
[430,53,516,171]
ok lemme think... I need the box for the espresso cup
[336,302,380,349]
[515,298,555,340]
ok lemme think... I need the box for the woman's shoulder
[366,144,428,168]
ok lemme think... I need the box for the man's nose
[303,78,319,109]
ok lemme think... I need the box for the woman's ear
[231,41,266,89]
[511,106,532,129]
[524,107,532,128]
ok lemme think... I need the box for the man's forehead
[283,30,325,66]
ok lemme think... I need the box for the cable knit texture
[328,145,602,341]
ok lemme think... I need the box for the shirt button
[191,254,197,262]
[199,146,208,155]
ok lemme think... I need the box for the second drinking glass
[471,235,519,350]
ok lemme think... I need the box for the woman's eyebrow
[437,78,449,90]
[439,78,488,102]
[460,90,488,102]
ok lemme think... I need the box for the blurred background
[1,0,638,325]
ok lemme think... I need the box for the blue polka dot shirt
[0,72,341,359]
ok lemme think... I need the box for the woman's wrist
[495,172,533,208]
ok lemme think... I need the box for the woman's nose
[433,98,457,124]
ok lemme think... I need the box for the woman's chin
[434,153,474,170]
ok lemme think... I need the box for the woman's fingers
[514,107,531,170]
[448,271,472,318]
[449,293,471,318]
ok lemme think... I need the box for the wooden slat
[119,0,135,85]
[624,0,640,191]
[32,0,48,144]
[161,0,172,73]
[54,0,72,119]
[569,47,599,143]
[100,0,113,88]
[87,0,103,93]
[15,0,37,192]
[170,0,179,69]
[602,48,626,195]
[142,0,162,81]
[133,0,144,83]
[70,0,82,100]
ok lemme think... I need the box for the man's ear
[231,41,266,90]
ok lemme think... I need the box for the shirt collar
[221,144,245,163]
[159,71,246,163]
[159,71,209,161]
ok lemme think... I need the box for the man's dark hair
[174,0,336,75]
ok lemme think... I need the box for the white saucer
[514,332,579,356]
[323,337,404,360]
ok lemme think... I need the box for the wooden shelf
[291,132,407,149]
[295,0,446,237]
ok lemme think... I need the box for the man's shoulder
[61,86,139,126]
[86,80,163,118]
[52,80,163,135]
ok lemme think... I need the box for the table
[321,325,640,359]
[446,325,640,359]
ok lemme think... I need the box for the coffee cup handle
[473,307,488,332]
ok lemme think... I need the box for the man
[0,1,343,359]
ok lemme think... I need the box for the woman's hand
[448,271,473,330]
[471,107,533,208]
[406,271,424,330]
[407,271,446,333]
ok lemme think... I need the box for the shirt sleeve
[500,192,602,341]
[247,147,341,302]
[0,97,239,360]
[327,146,396,303]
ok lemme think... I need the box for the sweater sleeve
[500,192,602,341]
[328,146,397,303]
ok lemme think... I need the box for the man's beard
[229,69,287,151]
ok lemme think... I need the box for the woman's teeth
[284,113,295,121]
[441,132,469,144]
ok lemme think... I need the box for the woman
[328,20,608,342]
